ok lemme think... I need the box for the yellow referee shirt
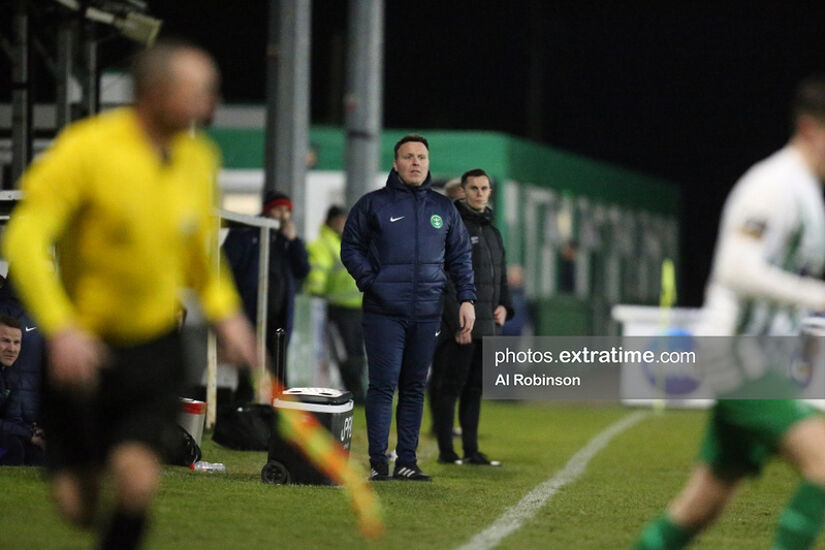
[3,107,240,344]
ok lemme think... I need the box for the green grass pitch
[1,402,821,549]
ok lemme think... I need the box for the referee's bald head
[131,40,220,133]
[132,41,216,98]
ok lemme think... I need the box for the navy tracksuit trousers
[363,312,440,465]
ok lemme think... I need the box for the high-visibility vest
[306,224,362,309]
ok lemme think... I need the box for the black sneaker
[463,452,502,467]
[437,451,463,465]
[393,462,432,481]
[369,461,391,481]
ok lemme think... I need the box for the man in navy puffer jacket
[0,276,46,465]
[341,134,476,481]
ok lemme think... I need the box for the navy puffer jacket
[341,170,476,320]
[0,279,44,431]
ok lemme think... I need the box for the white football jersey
[703,145,825,336]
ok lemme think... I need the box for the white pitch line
[455,410,649,550]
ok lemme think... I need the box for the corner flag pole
[656,258,677,411]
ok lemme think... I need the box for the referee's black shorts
[41,330,184,472]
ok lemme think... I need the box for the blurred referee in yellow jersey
[2,41,257,550]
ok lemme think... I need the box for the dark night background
[3,1,825,306]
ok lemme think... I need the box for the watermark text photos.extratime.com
[493,346,697,368]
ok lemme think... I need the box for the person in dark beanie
[430,168,513,466]
[224,190,310,387]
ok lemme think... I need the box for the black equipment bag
[163,424,202,466]
[212,326,287,451]
[212,402,275,451]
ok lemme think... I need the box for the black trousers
[430,338,483,457]
[41,331,184,471]
[326,305,365,404]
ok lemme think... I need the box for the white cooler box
[261,387,353,485]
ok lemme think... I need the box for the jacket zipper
[481,224,497,335]
[412,192,419,319]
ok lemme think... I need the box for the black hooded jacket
[442,200,514,339]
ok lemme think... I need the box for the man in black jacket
[431,168,514,466]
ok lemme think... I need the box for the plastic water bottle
[190,461,226,473]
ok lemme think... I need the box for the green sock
[773,481,825,550]
[634,515,695,550]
